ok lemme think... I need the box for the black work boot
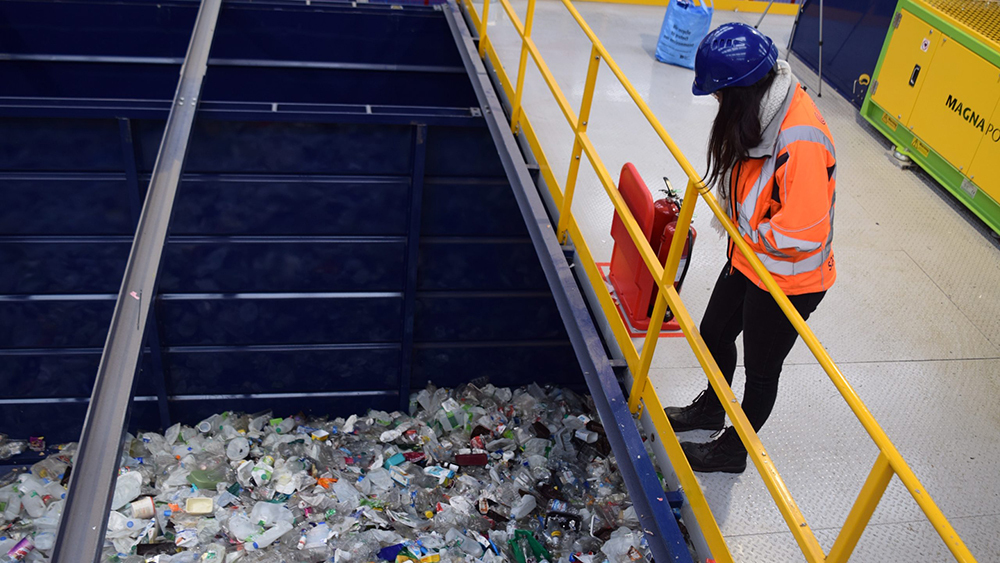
[664,390,725,432]
[680,427,748,474]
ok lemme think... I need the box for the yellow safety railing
[457,0,978,561]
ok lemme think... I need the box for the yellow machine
[863,0,1000,235]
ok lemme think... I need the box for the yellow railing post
[477,0,491,57]
[628,180,701,413]
[642,390,735,563]
[555,45,601,243]
[662,180,699,286]
[827,452,895,563]
[509,0,537,133]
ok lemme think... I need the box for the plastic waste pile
[0,383,658,563]
[0,436,29,461]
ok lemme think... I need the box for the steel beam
[399,125,428,411]
[118,117,172,430]
[0,53,465,75]
[51,0,221,560]
[0,98,483,127]
[443,4,692,562]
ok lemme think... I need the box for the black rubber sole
[664,409,725,432]
[680,441,747,474]
[688,459,747,474]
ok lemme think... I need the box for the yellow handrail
[457,0,977,561]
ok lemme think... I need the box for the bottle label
[548,499,570,512]
[6,537,34,560]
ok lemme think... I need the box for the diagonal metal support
[51,0,221,560]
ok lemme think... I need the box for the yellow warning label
[881,113,898,131]
[911,137,930,158]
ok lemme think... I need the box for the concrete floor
[470,1,1000,560]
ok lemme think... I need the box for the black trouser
[699,264,826,432]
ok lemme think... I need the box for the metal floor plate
[474,0,1000,560]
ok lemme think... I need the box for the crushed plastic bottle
[0,384,672,562]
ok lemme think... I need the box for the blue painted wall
[790,0,898,107]
[0,0,582,443]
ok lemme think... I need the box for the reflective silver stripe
[768,226,822,253]
[779,125,836,156]
[755,245,830,276]
[737,156,777,229]
[826,193,836,247]
[758,193,835,276]
[739,214,757,242]
[757,223,793,258]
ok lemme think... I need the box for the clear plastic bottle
[226,437,250,461]
[15,475,47,518]
[245,521,293,552]
[0,487,22,522]
[250,502,293,528]
[509,495,536,520]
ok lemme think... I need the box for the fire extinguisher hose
[663,228,695,323]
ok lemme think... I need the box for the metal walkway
[469,0,1000,560]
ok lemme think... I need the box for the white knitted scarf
[712,60,793,237]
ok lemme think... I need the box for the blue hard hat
[692,23,779,96]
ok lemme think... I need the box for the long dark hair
[704,69,777,192]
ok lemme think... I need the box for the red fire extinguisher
[648,178,695,320]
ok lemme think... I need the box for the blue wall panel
[135,120,415,175]
[790,0,897,107]
[417,240,547,291]
[213,5,461,67]
[160,241,407,293]
[165,347,399,395]
[0,1,196,58]
[158,296,403,346]
[0,61,181,101]
[0,352,157,398]
[202,67,477,108]
[0,177,133,236]
[413,293,567,342]
[0,242,130,294]
[0,118,122,170]
[421,179,529,236]
[0,299,114,348]
[170,177,411,235]
[425,127,507,177]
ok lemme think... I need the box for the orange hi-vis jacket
[728,83,836,296]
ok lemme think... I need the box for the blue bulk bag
[655,0,713,70]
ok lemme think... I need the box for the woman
[665,23,837,474]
